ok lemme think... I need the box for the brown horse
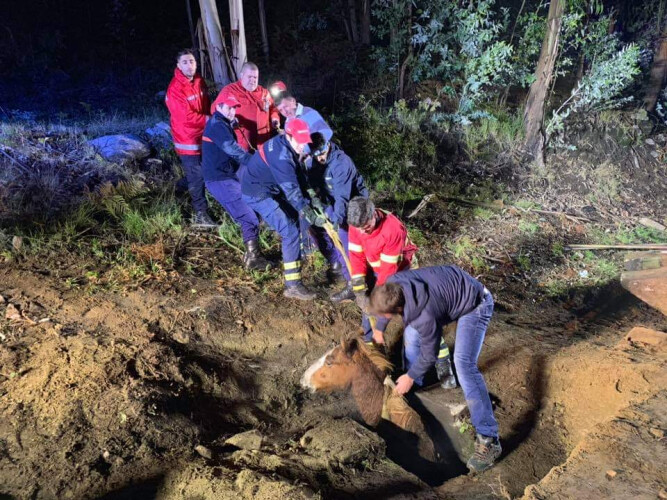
[301,337,424,433]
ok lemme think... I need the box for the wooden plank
[621,267,667,316]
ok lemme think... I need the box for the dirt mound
[522,391,667,500]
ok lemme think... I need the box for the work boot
[283,283,317,301]
[191,211,217,229]
[243,239,271,271]
[330,283,356,303]
[435,357,458,390]
[326,261,347,284]
[467,434,502,473]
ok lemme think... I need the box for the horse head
[300,337,368,392]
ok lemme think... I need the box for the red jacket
[165,68,210,156]
[211,81,279,152]
[349,209,418,293]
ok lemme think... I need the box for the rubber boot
[467,434,502,473]
[435,356,457,390]
[326,261,347,284]
[330,283,355,303]
[283,282,317,300]
[191,211,217,229]
[243,239,271,271]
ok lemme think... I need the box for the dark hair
[309,132,328,155]
[347,197,375,227]
[369,283,405,314]
[274,92,296,107]
[176,49,195,62]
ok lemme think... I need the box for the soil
[1,117,666,499]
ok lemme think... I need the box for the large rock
[87,134,151,163]
[225,429,263,451]
[145,122,172,150]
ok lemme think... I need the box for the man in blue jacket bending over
[368,265,501,473]
[306,132,369,302]
[241,118,344,300]
[202,92,270,271]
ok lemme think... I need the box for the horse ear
[343,336,360,356]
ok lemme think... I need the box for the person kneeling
[369,265,502,472]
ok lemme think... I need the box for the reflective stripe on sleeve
[349,242,363,253]
[187,95,198,101]
[380,253,400,264]
[369,260,381,268]
[174,143,201,151]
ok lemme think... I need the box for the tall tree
[523,0,565,166]
[361,0,371,45]
[644,6,667,112]
[198,0,232,87]
[258,0,270,63]
[229,0,248,78]
[348,0,359,45]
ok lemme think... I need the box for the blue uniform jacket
[201,112,252,182]
[241,134,309,211]
[386,266,485,381]
[307,144,368,225]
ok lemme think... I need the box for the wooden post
[198,0,232,88]
[523,0,565,166]
[229,0,248,79]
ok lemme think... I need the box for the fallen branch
[566,244,667,251]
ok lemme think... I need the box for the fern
[88,180,147,219]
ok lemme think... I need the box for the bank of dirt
[0,248,665,499]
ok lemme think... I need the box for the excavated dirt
[1,252,665,500]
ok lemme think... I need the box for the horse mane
[355,339,393,374]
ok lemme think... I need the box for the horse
[301,337,426,434]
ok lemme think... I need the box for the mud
[0,251,666,499]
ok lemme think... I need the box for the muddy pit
[0,264,666,500]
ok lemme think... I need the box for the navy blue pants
[179,154,208,213]
[205,179,259,243]
[242,194,302,285]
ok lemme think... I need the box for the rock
[605,469,617,480]
[11,236,22,252]
[194,444,213,459]
[5,304,22,321]
[637,217,665,232]
[645,138,656,146]
[650,150,660,159]
[87,134,150,163]
[299,417,385,465]
[225,429,263,451]
[622,327,667,348]
[0,295,5,304]
[145,122,172,149]
[649,427,665,439]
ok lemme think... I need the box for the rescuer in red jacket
[210,62,280,152]
[165,49,216,228]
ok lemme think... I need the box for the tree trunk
[185,0,197,51]
[198,0,232,88]
[257,0,270,63]
[361,0,371,45]
[523,0,565,166]
[644,28,667,112]
[397,2,412,99]
[348,0,359,45]
[229,0,248,79]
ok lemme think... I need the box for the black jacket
[201,111,251,182]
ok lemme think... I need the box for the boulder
[225,429,264,451]
[87,134,150,163]
[145,122,172,149]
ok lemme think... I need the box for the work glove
[355,293,369,312]
[306,188,325,213]
[301,206,326,228]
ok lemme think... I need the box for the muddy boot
[467,434,502,473]
[283,283,317,301]
[329,283,355,303]
[326,261,347,284]
[191,211,217,229]
[243,239,271,271]
[435,357,457,390]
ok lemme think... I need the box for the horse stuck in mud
[300,337,446,473]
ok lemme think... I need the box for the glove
[301,206,326,228]
[355,293,369,312]
[306,189,325,212]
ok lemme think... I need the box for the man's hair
[369,283,405,314]
[176,49,195,62]
[274,92,296,107]
[240,62,259,75]
[348,196,375,227]
[309,132,328,155]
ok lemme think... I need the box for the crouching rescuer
[347,197,456,389]
[369,265,502,472]
[201,92,270,270]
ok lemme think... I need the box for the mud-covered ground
[1,114,666,499]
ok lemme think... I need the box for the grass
[462,110,524,161]
[446,235,489,274]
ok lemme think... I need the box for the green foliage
[461,110,524,160]
[120,202,183,243]
[547,44,641,140]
